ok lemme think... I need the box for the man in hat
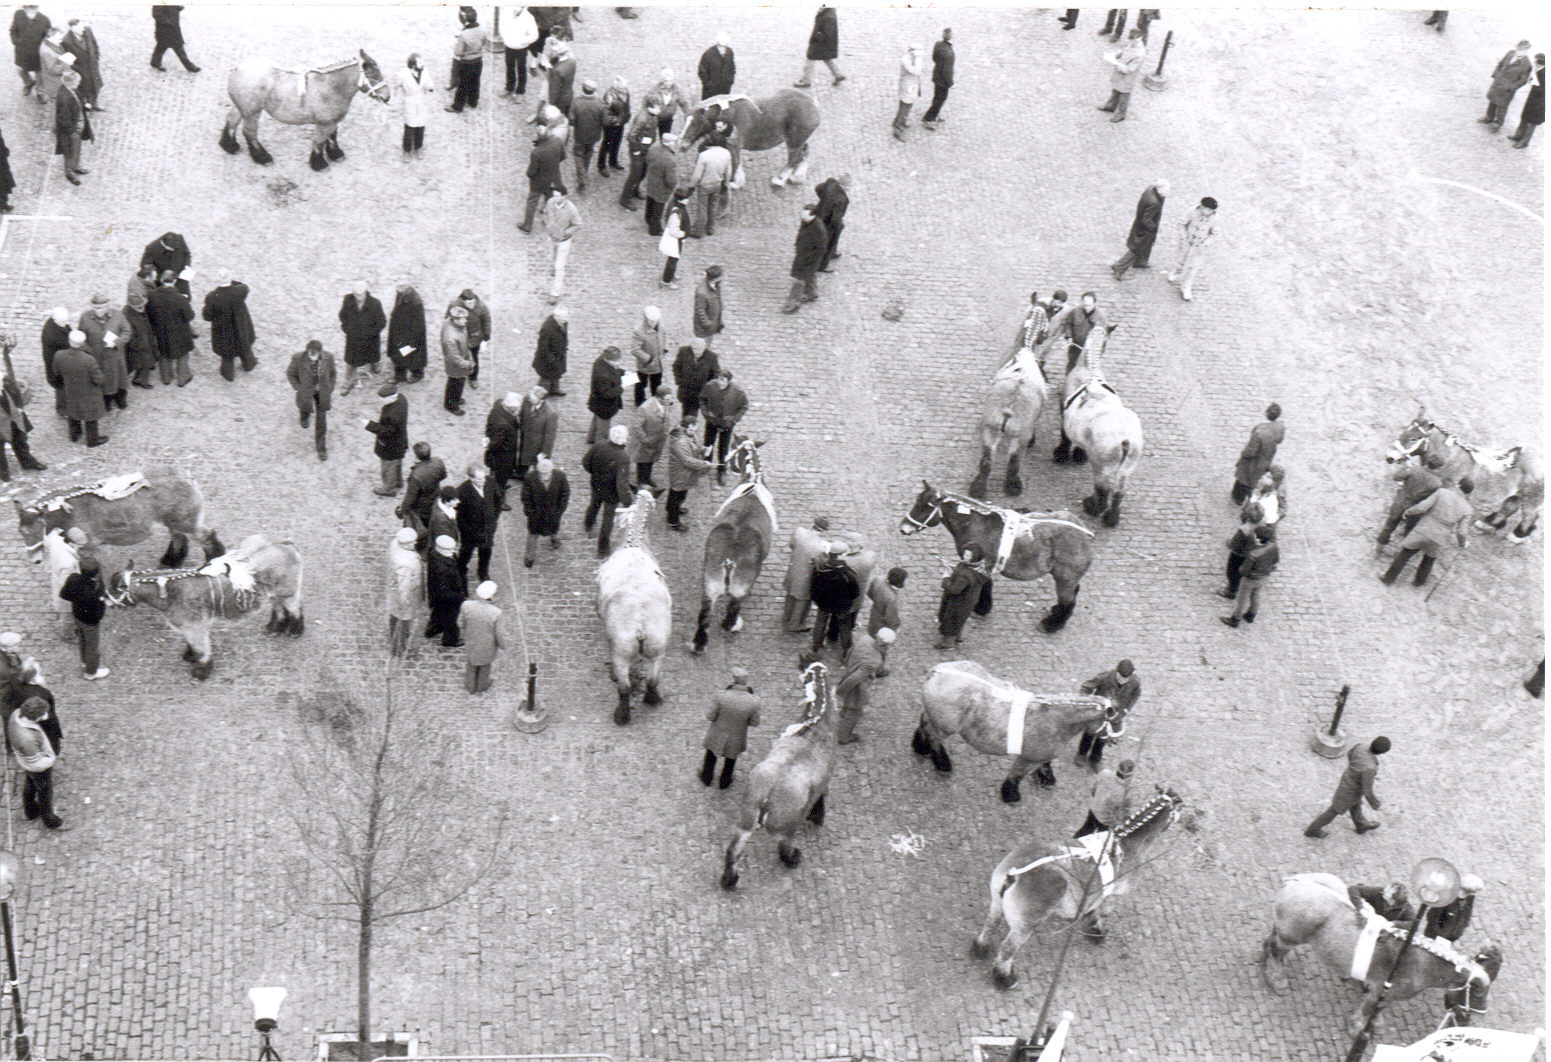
[0,630,43,690]
[689,131,733,238]
[459,581,504,693]
[694,265,725,347]
[1305,736,1389,837]
[867,565,908,650]
[582,422,632,556]
[122,289,156,389]
[568,77,604,191]
[701,665,760,789]
[809,542,862,655]
[814,176,849,272]
[146,269,196,386]
[619,100,660,210]
[0,337,45,481]
[59,557,108,679]
[1481,40,1533,131]
[388,280,427,383]
[921,28,954,129]
[1168,196,1218,302]
[1077,659,1140,769]
[698,31,736,99]
[7,690,63,829]
[664,416,712,531]
[1381,479,1473,588]
[11,5,50,97]
[55,330,107,447]
[424,534,466,647]
[532,304,568,396]
[783,515,831,632]
[1378,451,1448,546]
[1220,524,1278,626]
[642,130,679,237]
[62,18,102,111]
[1111,180,1169,281]
[543,184,581,302]
[149,5,199,73]
[338,283,386,396]
[1075,759,1134,837]
[516,385,557,485]
[201,269,257,381]
[363,379,409,496]
[41,305,71,414]
[519,123,566,233]
[782,203,829,313]
[141,231,191,295]
[77,294,128,411]
[386,526,423,656]
[521,454,569,566]
[399,441,447,545]
[586,345,626,444]
[426,484,460,558]
[936,544,992,649]
[441,303,474,415]
[1425,874,1482,942]
[286,339,336,461]
[54,65,90,184]
[834,627,889,744]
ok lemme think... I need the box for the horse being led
[900,481,1093,632]
[680,91,821,186]
[15,467,224,569]
[1386,408,1543,544]
[693,437,776,653]
[1054,326,1143,527]
[596,489,672,725]
[971,348,1048,499]
[104,534,303,680]
[914,660,1110,803]
[220,50,390,171]
[972,787,1185,989]
[1260,872,1505,1036]
[721,660,836,889]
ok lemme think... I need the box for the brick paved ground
[0,5,1540,1061]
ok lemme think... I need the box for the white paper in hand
[103,330,118,347]
[399,345,415,356]
[178,267,195,280]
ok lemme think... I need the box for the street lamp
[0,850,30,1061]
[1344,857,1462,1062]
[248,987,287,1061]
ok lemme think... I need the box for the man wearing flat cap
[363,379,409,496]
[53,64,90,184]
[569,77,604,192]
[386,526,423,656]
[700,665,760,789]
[77,294,129,410]
[424,533,467,647]
[582,422,632,556]
[809,542,862,655]
[458,581,504,693]
[201,269,257,381]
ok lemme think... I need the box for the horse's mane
[780,662,831,738]
[1114,790,1179,840]
[617,491,656,550]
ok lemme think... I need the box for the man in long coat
[482,391,521,505]
[627,384,672,490]
[586,345,626,445]
[700,666,760,789]
[339,284,386,395]
[399,442,447,544]
[145,271,195,386]
[532,305,568,395]
[456,465,497,584]
[458,581,504,694]
[53,67,90,184]
[424,535,466,647]
[61,18,101,109]
[698,33,736,99]
[364,380,409,496]
[386,527,423,656]
[54,332,106,446]
[781,204,828,313]
[286,340,335,460]
[440,304,474,415]
[936,544,992,649]
[141,232,191,295]
[516,386,557,482]
[1381,481,1474,588]
[40,306,70,414]
[201,269,257,381]
[1076,659,1141,769]
[386,282,427,383]
[1098,28,1146,122]
[693,265,725,346]
[122,291,157,389]
[796,5,844,87]
[520,455,569,566]
[0,342,44,479]
[814,177,849,272]
[520,125,566,233]
[11,5,50,96]
[834,627,889,745]
[1232,403,1284,504]
[1111,180,1168,280]
[77,294,128,411]
[642,132,679,237]
[672,337,719,419]
[809,543,862,655]
[581,423,631,555]
[1482,40,1533,130]
[149,5,199,72]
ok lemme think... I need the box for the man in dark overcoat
[426,485,461,556]
[781,203,828,313]
[145,270,195,386]
[586,345,626,445]
[399,441,447,545]
[141,232,191,294]
[520,455,569,566]
[568,79,605,192]
[62,18,101,109]
[149,5,198,72]
[338,284,386,395]
[363,380,409,496]
[809,543,862,655]
[698,33,736,99]
[387,282,427,383]
[53,68,90,184]
[285,340,335,460]
[1509,52,1545,148]
[1305,736,1388,837]
[40,307,70,414]
[0,336,45,478]
[1481,40,1532,130]
[813,177,849,272]
[11,5,50,95]
[1111,179,1168,280]
[796,5,844,87]
[532,305,568,395]
[483,391,522,506]
[516,385,557,481]
[1376,452,1445,546]
[122,291,156,389]
[581,423,631,556]
[921,28,954,128]
[520,125,566,232]
[642,132,679,237]
[201,269,257,380]
[456,464,497,583]
[935,544,992,649]
[77,294,128,412]
[618,102,660,210]
[700,666,760,788]
[54,332,106,447]
[1232,402,1283,504]
[423,534,466,647]
[1076,659,1141,769]
[672,337,719,420]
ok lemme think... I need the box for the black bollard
[1327,684,1350,737]
[525,661,538,710]
[1153,30,1173,76]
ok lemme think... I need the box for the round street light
[249,987,287,1061]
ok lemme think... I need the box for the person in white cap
[458,581,504,693]
[581,422,632,555]
[892,44,925,141]
[0,631,44,688]
[700,665,760,788]
[386,526,424,656]
[631,305,666,406]
[201,268,258,380]
[54,329,107,447]
[698,31,736,99]
[424,534,467,647]
[36,24,68,104]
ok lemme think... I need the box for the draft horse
[15,468,224,569]
[1055,327,1144,526]
[970,348,1048,499]
[693,437,776,653]
[1386,408,1543,544]
[220,50,391,171]
[900,482,1093,632]
[596,490,672,724]
[680,91,821,187]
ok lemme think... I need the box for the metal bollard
[1310,684,1350,757]
[1144,30,1173,90]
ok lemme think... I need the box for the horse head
[899,481,944,535]
[104,566,137,607]
[1386,412,1436,464]
[681,97,731,147]
[357,49,391,103]
[1113,787,1185,851]
[725,436,764,480]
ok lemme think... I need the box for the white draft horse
[970,348,1048,499]
[220,50,391,171]
[596,490,672,724]
[1053,327,1144,527]
[692,438,776,653]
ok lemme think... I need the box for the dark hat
[1117,659,1135,676]
[377,381,398,397]
[127,291,147,310]
[1201,196,1219,210]
[459,288,476,301]
[812,515,832,530]
[1370,736,1391,755]
[887,566,907,587]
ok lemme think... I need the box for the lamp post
[248,987,287,1062]
[1344,857,1461,1062]
[0,850,30,1061]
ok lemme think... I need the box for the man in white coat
[399,53,433,154]
[42,526,89,640]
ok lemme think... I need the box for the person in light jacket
[1098,28,1147,122]
[441,304,474,415]
[783,515,832,632]
[665,418,713,531]
[7,690,63,829]
[386,526,424,656]
[892,44,923,140]
[700,666,760,788]
[631,305,667,405]
[628,384,673,490]
[543,185,581,301]
[458,581,504,693]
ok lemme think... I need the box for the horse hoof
[910,725,931,756]
[181,645,197,662]
[191,661,213,681]
[1005,478,1022,496]
[1000,779,1021,804]
[264,616,281,634]
[1072,450,1088,464]
[779,846,802,868]
[1052,450,1070,465]
[1040,615,1067,633]
[325,144,346,161]
[969,938,991,960]
[643,686,662,705]
[991,967,1018,991]
[249,147,273,165]
[309,153,329,172]
[1102,510,1120,528]
[613,703,631,725]
[719,870,739,890]
[289,615,305,636]
[930,748,953,773]
[1260,959,1290,995]
[967,476,989,500]
[219,132,241,155]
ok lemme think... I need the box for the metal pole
[526,663,538,711]
[1327,685,1350,737]
[1344,905,1428,1062]
[1025,832,1113,1059]
[1,901,29,1060]
[1152,31,1173,76]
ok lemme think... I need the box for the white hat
[0,632,21,648]
[394,527,417,545]
[643,305,661,322]
[476,581,498,600]
[876,628,896,645]
[504,391,524,407]
[434,535,457,553]
[608,424,629,445]
[68,330,86,346]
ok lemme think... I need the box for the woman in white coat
[399,53,433,154]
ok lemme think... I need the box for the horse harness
[109,556,261,608]
[905,491,1093,576]
[274,56,389,104]
[1343,890,1492,991]
[1395,418,1523,476]
[711,444,779,535]
[24,474,150,554]
[1063,377,1118,414]
[1000,792,1178,898]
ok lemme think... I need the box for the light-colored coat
[628,396,670,464]
[1109,39,1147,92]
[704,685,761,758]
[386,539,423,621]
[1401,486,1473,556]
[41,528,79,620]
[866,570,901,636]
[897,52,923,103]
[784,524,828,598]
[78,308,131,396]
[398,64,432,127]
[632,315,667,376]
[459,599,504,666]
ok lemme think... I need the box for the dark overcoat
[54,347,105,421]
[151,6,185,47]
[806,7,838,61]
[78,309,130,395]
[339,293,387,367]
[790,216,829,278]
[1126,185,1165,258]
[285,351,336,413]
[698,45,736,98]
[582,440,631,503]
[532,314,567,380]
[0,126,14,201]
[570,92,605,147]
[520,467,570,536]
[937,561,991,637]
[62,26,101,102]
[587,356,624,421]
[122,304,157,374]
[145,286,195,358]
[426,550,467,608]
[810,561,860,615]
[388,288,428,374]
[457,479,496,548]
[1234,419,1285,488]
[10,8,49,71]
[201,282,256,361]
[483,401,520,476]
[141,232,190,294]
[40,318,71,388]
[1521,70,1545,125]
[365,393,409,460]
[518,397,558,469]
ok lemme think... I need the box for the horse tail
[721,556,737,594]
[755,796,773,830]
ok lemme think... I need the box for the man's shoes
[1355,823,1381,834]
[524,558,535,568]
[1098,105,1116,113]
[1219,615,1240,628]
[150,62,166,70]
[793,80,813,88]
[87,435,109,447]
[548,389,567,396]
[133,380,155,389]
[1180,288,1193,301]
[1513,140,1529,149]
[1109,115,1126,123]
[373,486,398,496]
[1242,611,1256,623]
[1215,587,1236,599]
[468,378,479,390]
[72,167,89,175]
[1477,116,1495,124]
[892,128,905,141]
[667,521,688,532]
[445,105,462,113]
[20,459,46,471]
[443,639,463,648]
[837,734,861,745]
[447,406,465,416]
[818,265,835,273]
[517,224,532,233]
[1303,828,1327,839]
[800,294,818,303]
[781,304,800,314]
[185,64,201,73]
[833,75,846,85]
[84,667,110,680]
[65,174,80,186]
[317,448,328,461]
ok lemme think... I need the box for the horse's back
[228,58,279,107]
[703,509,772,595]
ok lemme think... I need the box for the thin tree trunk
[356,898,373,1059]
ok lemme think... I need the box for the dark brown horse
[680,91,821,186]
[220,50,390,171]
[15,467,223,569]
[692,437,776,653]
[899,482,1093,632]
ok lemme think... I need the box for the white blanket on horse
[199,555,257,592]
[711,480,779,535]
[1005,688,1035,756]
[1007,833,1119,904]
[48,472,147,510]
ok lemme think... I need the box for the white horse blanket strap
[1349,909,1389,981]
[711,480,780,536]
[92,472,147,500]
[199,556,256,592]
[1069,832,1118,898]
[991,511,1094,577]
[1005,688,1034,756]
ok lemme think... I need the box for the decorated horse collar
[29,471,148,512]
[1114,791,1180,839]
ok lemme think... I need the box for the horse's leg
[911,711,933,757]
[807,792,826,826]
[1000,760,1028,804]
[642,648,663,705]
[791,140,810,181]
[1080,904,1107,941]
[309,125,330,171]
[969,445,993,500]
[772,141,794,186]
[202,528,226,561]
[611,647,632,725]
[991,898,1033,989]
[1082,484,1107,518]
[1041,578,1080,633]
[1103,489,1124,528]
[285,592,305,636]
[720,827,752,889]
[160,532,190,570]
[924,715,953,772]
[777,831,803,868]
[1005,447,1024,497]
[721,594,742,632]
[971,876,1006,959]
[220,107,243,154]
[322,122,345,161]
[1053,426,1073,463]
[265,604,283,634]
[1259,932,1291,994]
[1032,760,1057,788]
[241,111,273,165]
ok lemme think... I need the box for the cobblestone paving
[0,5,1540,1061]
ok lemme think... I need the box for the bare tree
[286,675,509,1060]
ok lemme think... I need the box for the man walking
[520,454,569,566]
[781,203,828,313]
[582,423,632,555]
[795,5,845,87]
[1111,180,1168,280]
[1076,659,1140,769]
[1167,196,1218,301]
[893,44,924,141]
[814,176,849,272]
[1304,736,1389,837]
[446,6,487,113]
[146,270,195,386]
[441,303,474,415]
[834,627,887,744]
[458,581,504,693]
[286,340,336,461]
[618,102,660,210]
[532,304,568,396]
[700,666,760,788]
[694,265,725,347]
[149,5,198,72]
[1232,402,1284,504]
[1039,291,1109,374]
[11,5,49,95]
[699,367,746,485]
[1380,480,1472,588]
[1220,525,1277,627]
[543,185,581,302]
[386,526,423,656]
[520,123,566,233]
[1377,452,1446,546]
[1075,759,1134,837]
[1098,28,1146,122]
[201,269,257,380]
[1217,503,1263,600]
[698,31,736,99]
[569,78,604,192]
[7,691,63,830]
[363,380,409,496]
[424,535,466,647]
[922,28,954,129]
[1481,40,1532,131]
[0,342,45,481]
[59,558,109,679]
[809,543,862,655]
